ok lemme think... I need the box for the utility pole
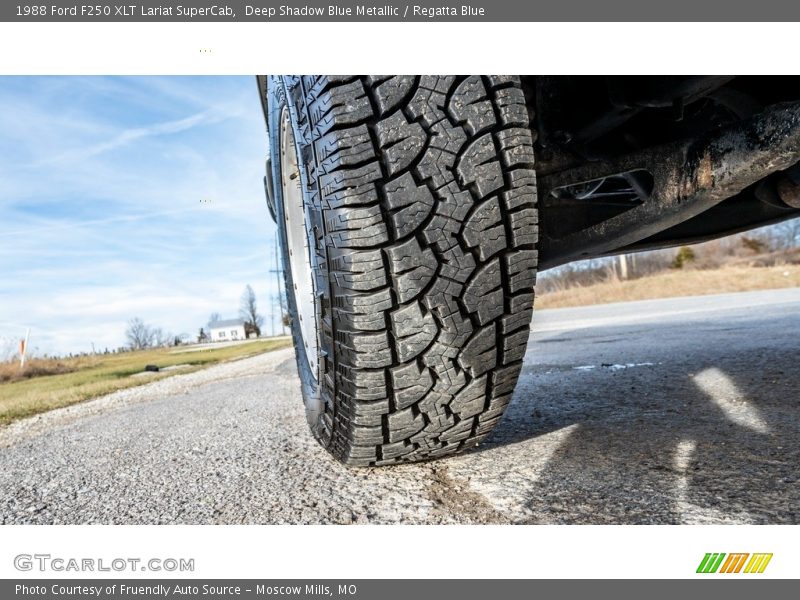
[270,292,276,336]
[268,236,287,335]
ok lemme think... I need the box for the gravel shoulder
[0,351,294,449]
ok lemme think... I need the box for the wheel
[266,76,538,465]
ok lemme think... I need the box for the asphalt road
[1,288,798,524]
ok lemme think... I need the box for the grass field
[536,264,800,309]
[0,338,291,426]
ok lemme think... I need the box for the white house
[208,318,247,342]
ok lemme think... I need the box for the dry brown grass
[536,264,800,309]
[0,356,93,383]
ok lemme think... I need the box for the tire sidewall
[267,77,326,440]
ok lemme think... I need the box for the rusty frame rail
[537,101,800,268]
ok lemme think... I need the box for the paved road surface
[1,289,798,524]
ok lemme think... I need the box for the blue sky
[0,76,282,356]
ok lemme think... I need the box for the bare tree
[239,284,263,337]
[0,336,18,363]
[209,312,221,325]
[152,327,173,347]
[125,318,156,350]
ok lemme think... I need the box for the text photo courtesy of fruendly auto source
[1,76,797,525]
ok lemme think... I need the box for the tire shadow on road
[454,318,799,524]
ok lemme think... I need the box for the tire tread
[284,75,537,465]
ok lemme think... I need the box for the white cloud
[0,76,281,356]
[34,106,234,167]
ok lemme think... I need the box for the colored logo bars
[696,553,773,574]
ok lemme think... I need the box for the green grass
[0,338,292,426]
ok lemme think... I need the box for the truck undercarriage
[525,76,800,268]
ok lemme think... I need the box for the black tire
[266,76,538,465]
